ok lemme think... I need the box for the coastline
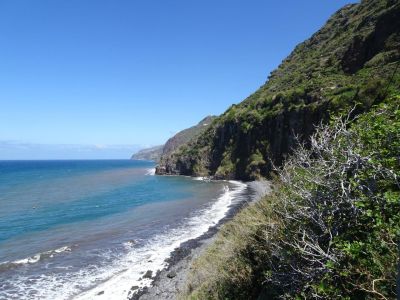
[130,180,272,300]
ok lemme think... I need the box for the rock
[167,271,177,278]
[143,270,153,279]
[130,286,139,291]
[125,239,137,247]
[155,166,166,175]
[97,291,104,295]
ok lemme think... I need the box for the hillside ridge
[131,145,163,162]
[131,116,216,164]
[156,0,400,180]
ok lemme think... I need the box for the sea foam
[145,168,156,176]
[0,181,246,300]
[0,246,72,272]
[73,180,246,300]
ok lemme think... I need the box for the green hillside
[183,96,399,299]
[131,145,164,162]
[157,0,400,180]
[155,0,400,298]
[156,116,216,174]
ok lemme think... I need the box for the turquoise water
[0,160,247,299]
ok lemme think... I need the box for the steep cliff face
[157,0,400,180]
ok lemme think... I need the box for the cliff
[157,0,400,180]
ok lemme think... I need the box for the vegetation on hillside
[158,0,400,180]
[183,97,400,299]
[156,116,216,174]
[131,116,215,164]
[152,1,400,299]
[131,145,164,162]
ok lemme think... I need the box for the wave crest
[0,246,71,272]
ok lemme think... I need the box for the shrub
[182,97,399,299]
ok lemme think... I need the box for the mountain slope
[157,0,400,180]
[131,145,163,162]
[184,96,400,299]
[131,116,216,163]
[156,116,216,174]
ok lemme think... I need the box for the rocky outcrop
[156,0,400,180]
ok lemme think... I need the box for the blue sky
[0,0,357,159]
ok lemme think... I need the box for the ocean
[0,160,248,300]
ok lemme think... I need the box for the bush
[182,97,400,299]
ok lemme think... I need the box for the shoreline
[130,180,272,300]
